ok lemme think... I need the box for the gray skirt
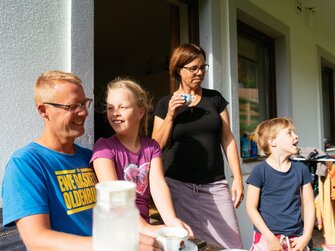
[166,177,243,249]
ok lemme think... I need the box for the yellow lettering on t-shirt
[73,173,84,189]
[56,167,97,214]
[63,192,73,209]
[57,176,66,192]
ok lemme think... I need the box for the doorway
[321,64,335,149]
[94,0,199,140]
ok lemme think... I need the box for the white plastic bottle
[93,180,139,251]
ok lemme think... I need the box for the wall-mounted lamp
[296,0,303,15]
[295,0,318,29]
[305,7,316,29]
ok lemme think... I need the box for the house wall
[245,0,335,148]
[198,0,335,248]
[0,0,94,207]
[235,0,335,247]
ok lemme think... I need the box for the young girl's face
[106,88,144,136]
[273,126,299,155]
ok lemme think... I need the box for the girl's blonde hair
[106,77,153,137]
[254,117,295,155]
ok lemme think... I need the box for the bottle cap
[96,180,136,206]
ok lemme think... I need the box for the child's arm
[139,217,164,238]
[149,157,193,236]
[246,184,284,251]
[291,183,315,251]
[92,158,119,181]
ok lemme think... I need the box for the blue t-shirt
[2,142,97,236]
[246,160,312,236]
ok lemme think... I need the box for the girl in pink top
[91,77,192,238]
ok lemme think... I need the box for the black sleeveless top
[155,88,228,184]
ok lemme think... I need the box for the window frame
[321,64,335,148]
[237,21,277,158]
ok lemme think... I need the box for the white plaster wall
[247,0,335,148]
[0,0,94,207]
[71,0,94,148]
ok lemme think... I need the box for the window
[237,21,276,158]
[322,65,335,150]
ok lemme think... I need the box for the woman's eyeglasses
[182,64,209,74]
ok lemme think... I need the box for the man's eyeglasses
[43,98,93,112]
[182,64,209,74]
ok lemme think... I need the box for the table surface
[189,237,222,251]
[150,210,223,250]
[199,244,223,251]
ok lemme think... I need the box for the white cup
[157,227,188,251]
[180,94,195,106]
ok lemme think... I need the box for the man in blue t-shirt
[2,70,160,250]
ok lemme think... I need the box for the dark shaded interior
[94,0,172,140]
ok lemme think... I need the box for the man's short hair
[34,70,83,105]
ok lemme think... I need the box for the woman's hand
[166,93,185,119]
[165,217,194,237]
[152,93,186,148]
[231,178,244,208]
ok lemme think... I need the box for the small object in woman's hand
[180,94,195,106]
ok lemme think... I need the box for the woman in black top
[152,44,244,248]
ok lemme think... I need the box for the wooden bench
[0,208,26,251]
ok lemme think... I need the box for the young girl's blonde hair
[254,117,295,155]
[106,77,153,137]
